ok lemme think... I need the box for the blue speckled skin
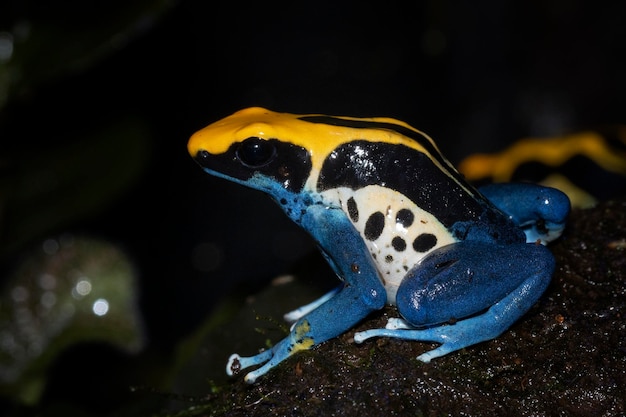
[189,109,571,383]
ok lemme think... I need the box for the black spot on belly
[396,209,414,228]
[391,236,407,251]
[364,212,385,241]
[413,233,437,252]
[347,197,359,222]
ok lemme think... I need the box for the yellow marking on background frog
[458,128,626,207]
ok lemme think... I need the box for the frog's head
[188,107,456,197]
[188,108,314,194]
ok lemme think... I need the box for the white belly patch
[320,186,458,304]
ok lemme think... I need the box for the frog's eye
[236,137,277,168]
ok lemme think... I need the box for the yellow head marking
[188,107,443,176]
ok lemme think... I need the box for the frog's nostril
[195,149,211,165]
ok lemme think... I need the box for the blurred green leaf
[0,235,144,404]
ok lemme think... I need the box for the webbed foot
[354,317,492,363]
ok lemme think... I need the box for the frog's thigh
[396,241,554,327]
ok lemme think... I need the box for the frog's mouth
[193,147,254,184]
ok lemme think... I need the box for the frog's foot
[226,262,386,383]
[384,317,413,330]
[355,241,555,363]
[225,321,316,384]
[226,350,273,382]
[354,315,503,363]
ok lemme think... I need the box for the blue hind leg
[354,240,555,362]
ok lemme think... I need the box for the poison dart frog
[188,107,570,383]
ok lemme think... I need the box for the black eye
[236,137,277,168]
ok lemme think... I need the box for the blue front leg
[354,240,554,361]
[479,183,570,244]
[227,204,386,383]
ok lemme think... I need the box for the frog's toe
[354,328,400,344]
[353,331,367,344]
[415,344,455,363]
[226,353,242,376]
[225,352,274,383]
[226,349,273,377]
[385,317,412,330]
[242,362,275,384]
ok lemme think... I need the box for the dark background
[1,0,625,413]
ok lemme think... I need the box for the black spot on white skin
[385,254,393,263]
[347,197,359,222]
[364,212,385,240]
[413,233,437,252]
[391,236,407,251]
[396,209,415,228]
